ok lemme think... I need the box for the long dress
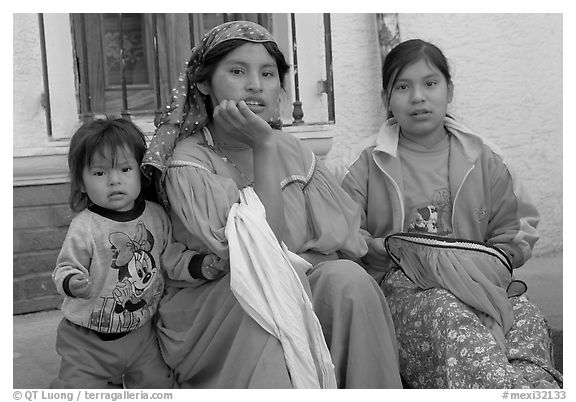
[382,269,562,388]
[155,131,402,388]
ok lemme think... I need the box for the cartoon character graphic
[431,188,453,234]
[88,221,163,333]
[409,188,453,236]
[109,221,159,314]
[411,205,439,232]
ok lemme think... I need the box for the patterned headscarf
[141,21,276,206]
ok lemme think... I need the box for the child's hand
[201,254,229,281]
[69,274,92,299]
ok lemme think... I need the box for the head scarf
[141,21,277,206]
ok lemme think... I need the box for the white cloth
[225,187,337,389]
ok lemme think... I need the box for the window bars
[39,13,336,131]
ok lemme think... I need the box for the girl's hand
[213,100,275,149]
[201,254,230,281]
[363,237,391,268]
[69,274,92,299]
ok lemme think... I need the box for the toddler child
[51,117,225,388]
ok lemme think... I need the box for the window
[64,13,335,134]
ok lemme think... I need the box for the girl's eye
[395,84,408,91]
[122,167,132,173]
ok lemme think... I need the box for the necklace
[210,136,254,188]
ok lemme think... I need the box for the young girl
[51,117,224,388]
[341,39,562,388]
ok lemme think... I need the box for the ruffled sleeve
[164,142,240,259]
[304,160,367,258]
[281,137,367,259]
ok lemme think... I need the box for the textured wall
[328,14,387,161]
[13,13,562,262]
[13,14,50,150]
[326,13,562,256]
[13,184,72,314]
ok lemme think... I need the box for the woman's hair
[67,117,148,212]
[382,39,452,118]
[190,39,290,116]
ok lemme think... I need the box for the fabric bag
[384,232,526,351]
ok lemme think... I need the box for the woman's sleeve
[340,150,371,239]
[340,151,393,282]
[486,155,539,269]
[164,163,240,258]
[301,159,368,259]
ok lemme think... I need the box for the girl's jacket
[340,117,539,283]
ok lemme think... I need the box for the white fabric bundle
[225,187,337,389]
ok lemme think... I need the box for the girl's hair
[191,39,290,116]
[67,117,147,212]
[382,39,452,118]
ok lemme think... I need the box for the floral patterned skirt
[382,269,563,388]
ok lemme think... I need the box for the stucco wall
[13,13,562,256]
[13,14,49,150]
[326,13,562,256]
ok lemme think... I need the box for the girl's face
[387,58,453,147]
[81,145,141,212]
[198,42,282,125]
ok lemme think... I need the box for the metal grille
[40,13,335,130]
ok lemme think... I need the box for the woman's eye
[262,71,275,78]
[395,84,408,91]
[426,81,438,87]
[230,68,244,75]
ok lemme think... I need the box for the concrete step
[12,252,563,388]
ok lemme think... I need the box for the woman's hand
[213,100,275,149]
[213,99,285,242]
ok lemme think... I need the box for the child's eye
[122,167,132,173]
[94,171,105,177]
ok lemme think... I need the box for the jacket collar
[373,116,485,163]
[374,119,400,157]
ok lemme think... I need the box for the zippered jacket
[340,117,539,283]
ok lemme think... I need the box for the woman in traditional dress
[141,20,402,389]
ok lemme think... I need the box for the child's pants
[51,318,175,389]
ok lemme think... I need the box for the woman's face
[198,42,282,124]
[388,58,453,147]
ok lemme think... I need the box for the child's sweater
[53,198,199,335]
